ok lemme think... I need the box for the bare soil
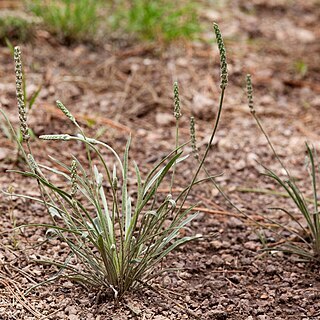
[1,0,320,319]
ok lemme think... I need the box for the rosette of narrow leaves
[247,76,320,261]
[261,144,320,261]
[12,132,205,299]
[6,25,229,301]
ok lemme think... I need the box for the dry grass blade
[0,275,45,319]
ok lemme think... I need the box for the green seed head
[56,100,76,124]
[246,74,255,114]
[14,46,29,141]
[39,134,71,141]
[173,81,181,120]
[213,23,228,90]
[190,117,199,159]
[70,160,77,197]
[27,154,38,172]
[112,176,118,190]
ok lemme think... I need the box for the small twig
[0,277,45,319]
[42,103,131,133]
[183,206,237,217]
[115,44,156,58]
[210,270,245,273]
[224,277,238,288]
[196,194,228,212]
[138,280,201,319]
[184,205,264,220]
[184,206,270,224]
[9,264,38,284]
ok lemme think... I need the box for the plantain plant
[2,23,228,300]
[246,74,320,262]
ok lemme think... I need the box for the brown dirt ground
[1,0,320,319]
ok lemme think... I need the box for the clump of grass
[0,10,39,44]
[2,1,201,45]
[109,0,201,42]
[3,23,228,300]
[247,74,320,262]
[27,0,100,43]
[294,59,308,78]
[5,0,201,45]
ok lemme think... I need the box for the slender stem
[201,166,264,227]
[252,113,290,177]
[178,87,225,212]
[170,120,179,193]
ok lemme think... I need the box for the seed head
[246,74,255,114]
[14,46,29,141]
[27,154,38,172]
[112,164,118,190]
[56,100,77,124]
[213,23,228,90]
[112,176,118,190]
[173,81,181,120]
[190,117,199,159]
[70,160,77,197]
[39,134,71,141]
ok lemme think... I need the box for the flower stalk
[14,46,29,142]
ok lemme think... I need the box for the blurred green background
[0,0,208,45]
